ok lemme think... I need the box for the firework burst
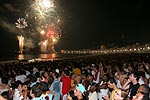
[15,18,28,29]
[16,0,64,53]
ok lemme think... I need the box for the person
[123,71,140,99]
[12,81,24,100]
[68,90,77,100]
[74,84,86,100]
[15,70,27,83]
[137,84,150,98]
[40,82,53,100]
[30,75,38,88]
[92,64,100,84]
[103,78,118,100]
[30,83,42,100]
[88,82,98,100]
[1,91,10,100]
[0,95,7,100]
[0,76,10,94]
[113,89,128,100]
[50,71,61,100]
[61,70,71,100]
[132,92,150,100]
[73,66,81,75]
[74,74,82,85]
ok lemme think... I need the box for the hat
[76,84,85,94]
[55,69,59,73]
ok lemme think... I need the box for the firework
[28,0,55,21]
[18,35,24,54]
[15,18,28,29]
[39,40,48,53]
[24,0,63,53]
[40,30,46,35]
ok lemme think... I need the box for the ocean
[0,53,88,62]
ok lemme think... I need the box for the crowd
[0,53,150,100]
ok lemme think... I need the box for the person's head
[132,92,149,100]
[89,82,99,93]
[113,89,128,100]
[129,71,140,82]
[74,74,82,84]
[87,73,94,82]
[12,80,22,91]
[138,64,147,72]
[82,73,87,80]
[127,64,133,72]
[68,90,77,100]
[40,82,49,94]
[31,75,37,82]
[137,84,150,97]
[118,74,126,82]
[93,65,99,72]
[74,84,85,98]
[52,71,59,79]
[44,71,49,78]
[30,83,42,98]
[107,78,117,89]
[1,91,10,100]
[40,72,47,82]
[70,73,76,79]
[64,70,70,76]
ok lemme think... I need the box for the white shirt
[88,91,98,100]
[13,89,23,100]
[138,78,145,85]
[98,88,109,100]
[15,75,27,83]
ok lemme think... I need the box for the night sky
[0,0,150,56]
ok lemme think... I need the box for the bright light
[39,40,48,53]
[15,18,28,29]
[39,0,53,8]
[52,38,57,43]
[130,49,132,51]
[40,30,45,35]
[18,35,24,54]
[18,54,24,60]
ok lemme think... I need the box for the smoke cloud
[24,38,35,51]
[0,19,17,33]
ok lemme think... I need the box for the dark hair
[141,92,150,100]
[91,82,99,92]
[108,78,117,85]
[68,90,77,100]
[31,83,42,97]
[64,70,70,76]
[1,91,10,100]
[31,75,37,82]
[12,80,22,89]
[139,71,146,78]
[141,64,147,72]
[53,71,59,79]
[35,72,40,78]
[140,84,150,97]
[129,71,140,81]
[40,82,49,93]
